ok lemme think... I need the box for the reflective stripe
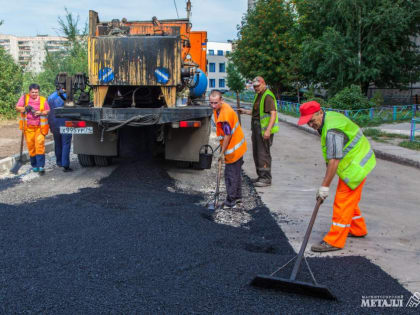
[261,114,271,120]
[231,121,239,134]
[225,137,245,155]
[360,149,373,167]
[216,136,224,141]
[343,130,363,156]
[352,216,362,220]
[257,167,271,172]
[262,123,279,131]
[332,222,350,228]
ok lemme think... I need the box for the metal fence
[279,101,419,123]
[411,119,420,143]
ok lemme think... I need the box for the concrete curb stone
[0,141,54,174]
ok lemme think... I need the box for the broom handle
[290,198,323,281]
[18,130,24,161]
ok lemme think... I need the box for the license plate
[60,126,93,134]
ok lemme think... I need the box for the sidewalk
[230,98,420,169]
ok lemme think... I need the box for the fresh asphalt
[0,153,415,313]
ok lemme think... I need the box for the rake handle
[290,198,323,281]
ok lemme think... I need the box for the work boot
[38,167,45,175]
[32,167,39,172]
[251,177,260,183]
[63,167,73,172]
[348,233,367,238]
[232,200,244,210]
[311,241,341,252]
[254,180,271,187]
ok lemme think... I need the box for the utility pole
[186,0,191,20]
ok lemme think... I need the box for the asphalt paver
[0,156,415,313]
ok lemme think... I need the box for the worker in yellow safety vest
[210,90,247,209]
[15,84,50,174]
[298,101,376,252]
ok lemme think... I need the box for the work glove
[316,186,329,201]
[25,105,34,114]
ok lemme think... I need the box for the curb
[0,141,54,174]
[278,117,420,170]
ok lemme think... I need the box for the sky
[0,0,248,42]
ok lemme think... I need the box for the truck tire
[94,155,112,167]
[78,154,95,167]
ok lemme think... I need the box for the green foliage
[371,91,384,107]
[226,62,245,93]
[400,140,420,151]
[303,88,327,107]
[329,85,373,110]
[231,0,300,97]
[30,8,88,97]
[0,47,23,119]
[295,0,420,96]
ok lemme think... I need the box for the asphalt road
[0,144,416,313]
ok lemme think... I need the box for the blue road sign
[154,67,170,84]
[98,67,114,83]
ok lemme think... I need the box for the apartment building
[0,34,67,73]
[206,41,232,92]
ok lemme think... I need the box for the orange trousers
[24,125,46,157]
[323,178,368,248]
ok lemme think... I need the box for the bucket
[198,145,214,169]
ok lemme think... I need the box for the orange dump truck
[55,5,212,168]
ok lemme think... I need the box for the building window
[219,63,225,73]
[208,49,214,56]
[226,51,230,56]
[219,79,225,88]
[209,63,215,72]
[209,79,216,88]
[217,50,223,56]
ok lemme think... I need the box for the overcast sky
[0,0,247,42]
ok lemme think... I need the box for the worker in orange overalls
[16,84,50,174]
[298,101,376,252]
[210,90,247,209]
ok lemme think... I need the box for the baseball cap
[298,101,321,125]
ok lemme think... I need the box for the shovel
[207,157,223,211]
[251,198,336,300]
[10,131,25,175]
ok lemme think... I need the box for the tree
[29,8,88,96]
[231,0,300,98]
[295,0,420,96]
[226,62,245,122]
[0,47,23,118]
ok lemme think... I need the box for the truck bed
[55,106,213,124]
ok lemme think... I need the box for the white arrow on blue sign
[98,67,114,83]
[154,67,170,84]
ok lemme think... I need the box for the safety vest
[253,89,279,136]
[19,94,49,136]
[214,103,247,164]
[321,111,376,190]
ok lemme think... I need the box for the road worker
[238,76,279,187]
[15,84,50,174]
[48,87,73,172]
[298,101,376,252]
[210,90,247,209]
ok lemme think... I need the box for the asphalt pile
[0,157,414,313]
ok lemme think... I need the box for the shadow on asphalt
[0,157,415,313]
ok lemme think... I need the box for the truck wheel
[94,155,112,167]
[78,154,95,167]
[192,162,205,170]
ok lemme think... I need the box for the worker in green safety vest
[298,101,376,252]
[238,76,279,187]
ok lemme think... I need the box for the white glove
[316,186,329,200]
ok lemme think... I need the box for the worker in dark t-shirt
[238,76,279,186]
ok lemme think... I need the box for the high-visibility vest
[253,89,279,136]
[19,94,49,136]
[321,111,376,190]
[214,102,247,164]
